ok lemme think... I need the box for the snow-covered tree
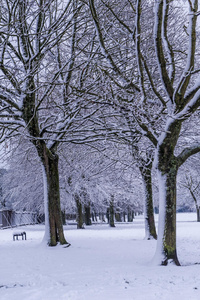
[0,0,98,246]
[59,141,142,226]
[88,0,200,265]
[178,153,200,221]
[1,139,43,214]
[87,0,158,239]
[152,0,200,265]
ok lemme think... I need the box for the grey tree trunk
[75,193,84,229]
[188,188,200,222]
[139,162,157,240]
[109,196,115,227]
[157,163,179,265]
[123,212,126,222]
[84,204,92,225]
[41,146,69,246]
[115,210,122,222]
[106,208,110,223]
[156,123,181,266]
[127,207,133,222]
[197,208,200,222]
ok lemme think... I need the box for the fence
[0,210,37,229]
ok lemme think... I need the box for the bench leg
[13,233,27,241]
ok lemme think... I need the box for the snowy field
[0,213,200,300]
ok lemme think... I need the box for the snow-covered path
[0,214,200,300]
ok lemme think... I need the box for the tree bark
[155,128,181,266]
[157,164,179,265]
[115,210,122,222]
[139,162,157,240]
[188,188,200,222]
[62,211,66,225]
[127,207,133,222]
[41,146,69,246]
[197,207,200,222]
[106,208,110,223]
[109,195,115,227]
[123,212,126,222]
[84,204,92,225]
[75,193,84,229]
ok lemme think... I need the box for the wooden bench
[13,231,27,241]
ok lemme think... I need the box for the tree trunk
[197,207,200,222]
[188,188,200,223]
[155,147,180,266]
[152,117,183,266]
[140,163,157,240]
[75,193,84,229]
[127,207,133,222]
[157,167,179,265]
[106,208,110,223]
[115,211,122,222]
[123,212,126,222]
[109,196,115,227]
[41,147,69,246]
[84,204,92,225]
[62,210,66,225]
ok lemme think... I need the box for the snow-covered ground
[0,213,200,300]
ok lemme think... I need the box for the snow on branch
[154,0,174,102]
[135,0,146,102]
[174,0,198,104]
[177,143,200,167]
[175,87,200,120]
[161,0,175,83]
[100,0,134,35]
[0,93,21,111]
[89,0,140,92]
